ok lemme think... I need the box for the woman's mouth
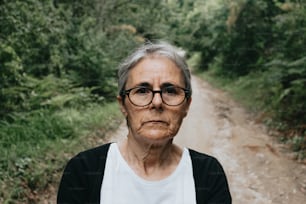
[144,120,168,125]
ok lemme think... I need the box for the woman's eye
[135,87,150,94]
[164,87,178,95]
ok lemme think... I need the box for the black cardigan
[57,143,231,204]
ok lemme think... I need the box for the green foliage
[0,1,175,202]
[66,29,138,98]
[0,0,175,120]
[187,52,202,72]
[0,44,23,87]
[179,0,306,155]
[0,43,24,117]
[261,57,306,126]
[0,102,122,203]
[221,0,281,77]
[0,0,152,119]
[0,0,68,77]
[0,109,74,202]
[169,0,229,69]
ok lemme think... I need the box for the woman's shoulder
[188,148,217,161]
[188,149,232,203]
[76,142,112,158]
[58,143,112,203]
[188,148,225,171]
[66,143,112,170]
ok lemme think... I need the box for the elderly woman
[57,42,231,204]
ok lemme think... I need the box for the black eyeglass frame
[120,86,191,107]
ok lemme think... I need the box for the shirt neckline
[111,143,189,186]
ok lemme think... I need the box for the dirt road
[48,76,306,203]
[175,76,306,203]
[108,75,306,203]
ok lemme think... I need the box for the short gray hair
[117,41,192,97]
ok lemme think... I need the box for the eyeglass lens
[127,86,186,106]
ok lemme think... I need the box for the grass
[0,102,123,203]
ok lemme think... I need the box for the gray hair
[117,41,192,98]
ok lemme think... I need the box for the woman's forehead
[126,56,185,87]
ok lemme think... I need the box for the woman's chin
[138,129,175,144]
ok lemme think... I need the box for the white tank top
[100,143,196,204]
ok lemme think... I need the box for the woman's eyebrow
[134,82,178,88]
[161,82,176,88]
[135,82,151,87]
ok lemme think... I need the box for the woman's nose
[151,91,163,107]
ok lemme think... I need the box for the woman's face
[118,55,191,145]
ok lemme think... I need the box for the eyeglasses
[121,86,190,107]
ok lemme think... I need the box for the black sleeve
[190,149,232,204]
[57,154,89,204]
[205,158,232,204]
[57,143,110,204]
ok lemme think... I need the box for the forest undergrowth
[0,102,123,203]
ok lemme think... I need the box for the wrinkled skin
[117,55,192,147]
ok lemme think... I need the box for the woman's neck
[118,135,182,180]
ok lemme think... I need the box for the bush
[0,102,122,203]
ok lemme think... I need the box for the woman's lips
[144,120,167,124]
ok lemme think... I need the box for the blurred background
[1,0,305,203]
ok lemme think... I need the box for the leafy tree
[0,0,175,119]
[262,1,306,130]
[221,0,282,76]
[167,0,229,69]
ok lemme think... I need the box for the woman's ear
[117,96,128,117]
